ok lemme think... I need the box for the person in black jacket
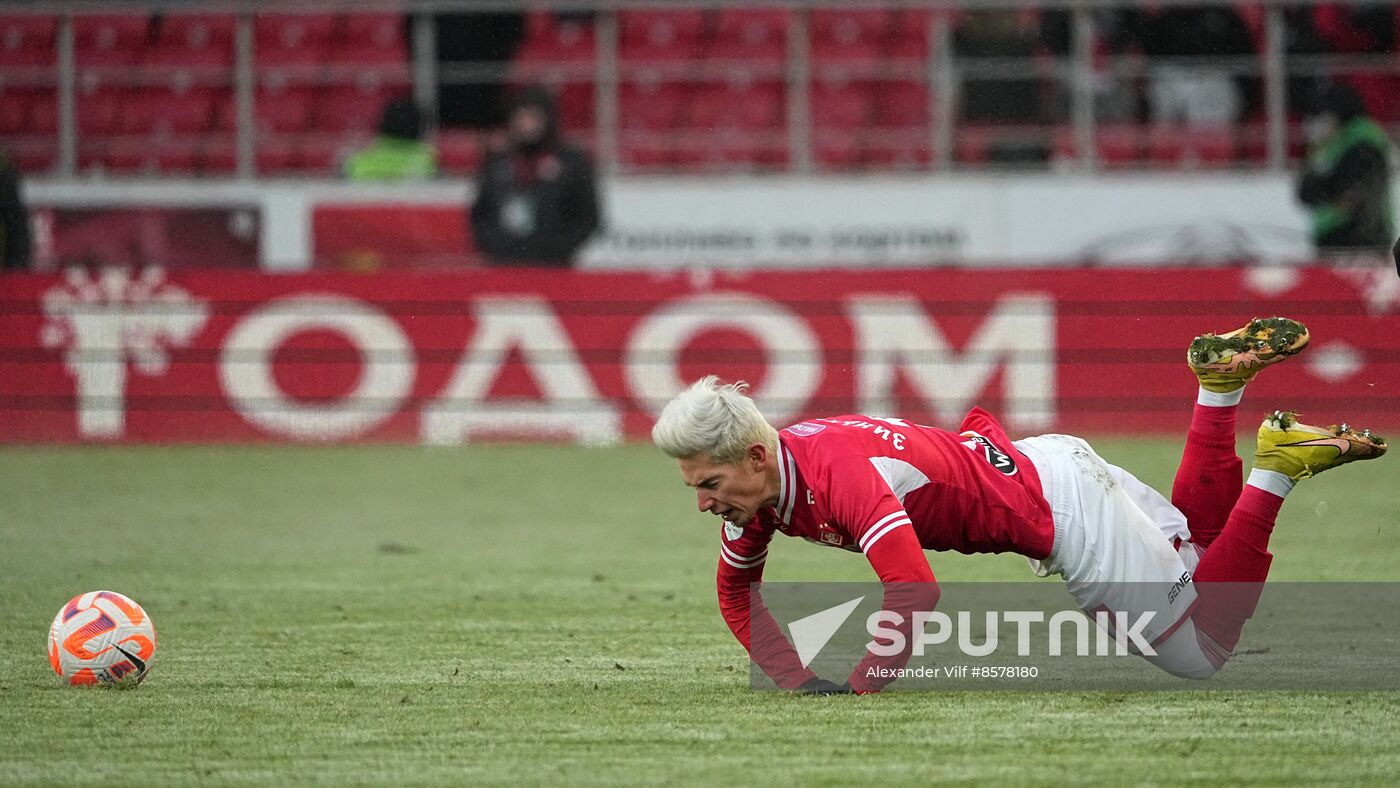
[1296,82,1394,257]
[469,86,601,266]
[0,152,31,270]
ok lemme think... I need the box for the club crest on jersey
[959,431,1018,476]
[723,520,744,542]
[784,422,826,437]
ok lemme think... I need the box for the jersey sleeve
[817,452,940,692]
[715,518,816,690]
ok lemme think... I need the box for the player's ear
[746,442,767,470]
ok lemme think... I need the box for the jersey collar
[773,440,799,525]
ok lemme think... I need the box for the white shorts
[1015,434,1220,679]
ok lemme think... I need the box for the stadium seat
[77,87,127,136]
[0,15,56,51]
[0,87,33,134]
[256,13,336,46]
[315,86,397,133]
[0,15,53,66]
[619,79,687,131]
[810,9,892,43]
[875,80,931,128]
[123,88,217,135]
[143,43,233,68]
[12,145,54,173]
[29,90,57,134]
[515,14,594,67]
[437,130,484,175]
[811,81,873,130]
[618,130,673,169]
[250,86,315,133]
[75,14,150,50]
[813,128,863,170]
[340,13,405,50]
[74,15,149,66]
[154,13,233,50]
[709,9,787,68]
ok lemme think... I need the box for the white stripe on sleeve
[859,515,913,552]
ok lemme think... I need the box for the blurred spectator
[1113,6,1256,125]
[470,86,600,266]
[0,152,31,270]
[1296,83,1395,256]
[344,98,438,181]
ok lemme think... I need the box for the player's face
[680,451,770,527]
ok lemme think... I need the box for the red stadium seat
[256,138,299,174]
[619,80,687,131]
[298,143,339,175]
[155,13,234,50]
[0,15,57,50]
[516,15,594,67]
[252,86,315,133]
[0,93,27,135]
[813,128,863,170]
[123,88,217,135]
[0,16,53,66]
[875,80,930,128]
[437,130,484,175]
[75,15,150,51]
[12,146,54,174]
[340,13,405,49]
[144,43,233,68]
[315,86,396,133]
[256,13,336,46]
[620,9,705,46]
[77,87,126,136]
[811,9,892,44]
[29,89,57,134]
[811,81,872,129]
[709,9,787,68]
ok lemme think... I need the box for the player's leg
[1174,317,1310,548]
[1190,410,1387,656]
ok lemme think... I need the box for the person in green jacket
[1296,82,1395,257]
[344,97,437,181]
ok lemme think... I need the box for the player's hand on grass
[797,677,854,695]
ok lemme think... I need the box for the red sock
[1190,485,1284,654]
[1171,402,1244,549]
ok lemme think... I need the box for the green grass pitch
[2,439,1399,786]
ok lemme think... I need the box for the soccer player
[651,318,1386,693]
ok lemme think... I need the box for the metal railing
[5,0,1398,178]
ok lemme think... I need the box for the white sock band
[1248,468,1295,498]
[1197,387,1245,408]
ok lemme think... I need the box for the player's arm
[819,455,940,693]
[715,521,818,690]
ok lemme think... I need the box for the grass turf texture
[2,440,1398,786]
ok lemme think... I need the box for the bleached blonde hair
[651,376,778,465]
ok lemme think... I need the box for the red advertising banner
[2,266,1397,444]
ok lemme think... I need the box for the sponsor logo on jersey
[723,520,744,542]
[959,431,1018,476]
[785,421,826,437]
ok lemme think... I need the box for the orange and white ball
[47,590,157,686]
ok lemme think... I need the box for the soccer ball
[47,590,157,686]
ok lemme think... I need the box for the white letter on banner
[625,292,820,425]
[221,294,413,441]
[421,297,619,446]
[847,294,1055,430]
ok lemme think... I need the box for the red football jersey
[717,407,1054,691]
